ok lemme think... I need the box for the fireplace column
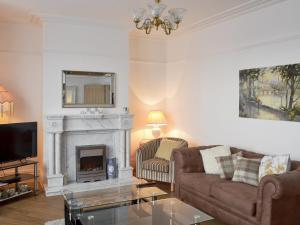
[48,132,55,176]
[118,115,133,179]
[46,116,64,192]
[125,130,131,168]
[55,132,62,175]
[119,130,125,169]
[47,132,62,176]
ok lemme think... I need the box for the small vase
[107,158,117,179]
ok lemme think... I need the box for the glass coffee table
[63,183,168,225]
[77,198,214,225]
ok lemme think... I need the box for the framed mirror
[62,70,115,108]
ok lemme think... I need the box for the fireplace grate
[76,145,107,183]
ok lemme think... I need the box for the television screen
[0,122,37,163]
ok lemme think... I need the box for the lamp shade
[147,111,167,126]
[0,85,14,103]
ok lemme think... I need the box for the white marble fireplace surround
[44,113,133,196]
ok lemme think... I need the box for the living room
[0,0,300,225]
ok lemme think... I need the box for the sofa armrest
[172,147,204,173]
[257,170,300,225]
[260,170,300,198]
[172,147,209,197]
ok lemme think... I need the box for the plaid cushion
[232,156,261,186]
[216,152,242,179]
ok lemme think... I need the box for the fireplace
[76,145,107,183]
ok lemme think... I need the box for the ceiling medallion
[132,0,186,35]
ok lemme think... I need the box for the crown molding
[174,0,287,37]
[129,0,287,40]
[22,0,286,40]
[166,31,300,63]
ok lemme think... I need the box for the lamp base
[151,128,161,139]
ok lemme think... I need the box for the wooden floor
[0,182,226,225]
[0,193,64,225]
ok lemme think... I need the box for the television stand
[0,160,38,202]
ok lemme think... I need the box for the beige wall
[129,36,168,167]
[166,0,300,159]
[0,21,43,177]
[129,0,300,162]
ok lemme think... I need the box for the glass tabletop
[78,198,214,225]
[63,183,167,211]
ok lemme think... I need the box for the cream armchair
[136,137,188,188]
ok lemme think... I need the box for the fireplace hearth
[76,145,107,183]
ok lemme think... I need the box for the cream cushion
[258,155,290,182]
[155,139,183,161]
[200,146,231,174]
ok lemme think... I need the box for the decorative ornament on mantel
[132,0,186,35]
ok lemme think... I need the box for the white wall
[165,0,300,159]
[0,21,43,175]
[129,36,167,166]
[42,21,131,182]
[43,21,129,115]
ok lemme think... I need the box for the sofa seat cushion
[180,173,221,196]
[211,181,258,216]
[142,158,169,173]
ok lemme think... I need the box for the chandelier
[132,0,186,35]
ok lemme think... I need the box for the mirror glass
[62,71,115,108]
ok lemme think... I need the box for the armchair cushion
[155,138,185,160]
[142,158,169,173]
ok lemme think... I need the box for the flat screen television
[0,122,37,163]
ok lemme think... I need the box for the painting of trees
[239,63,300,122]
[272,64,300,111]
[240,68,261,99]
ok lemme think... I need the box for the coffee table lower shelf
[75,198,215,225]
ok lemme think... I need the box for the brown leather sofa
[172,146,300,225]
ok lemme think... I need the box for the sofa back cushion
[231,147,300,171]
[176,145,300,174]
[230,147,264,159]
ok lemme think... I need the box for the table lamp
[147,110,167,138]
[0,85,14,120]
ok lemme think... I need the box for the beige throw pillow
[258,155,290,182]
[200,146,231,174]
[155,139,183,161]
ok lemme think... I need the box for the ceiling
[0,0,255,28]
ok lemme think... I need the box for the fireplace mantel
[44,113,133,196]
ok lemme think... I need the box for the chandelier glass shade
[133,0,186,35]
